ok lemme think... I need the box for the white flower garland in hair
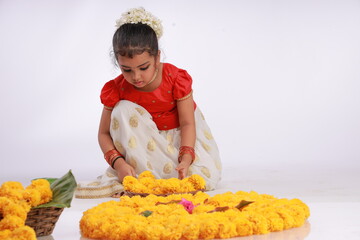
[115,7,163,39]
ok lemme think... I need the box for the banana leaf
[34,170,77,209]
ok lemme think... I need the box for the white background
[0,0,359,184]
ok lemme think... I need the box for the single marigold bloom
[138,171,156,179]
[0,182,25,202]
[26,179,52,205]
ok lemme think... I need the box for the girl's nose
[132,70,140,81]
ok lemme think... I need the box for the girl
[75,8,221,198]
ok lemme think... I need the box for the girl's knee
[113,100,150,118]
[114,100,137,109]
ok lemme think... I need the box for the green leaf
[140,210,153,217]
[44,178,58,185]
[34,170,77,209]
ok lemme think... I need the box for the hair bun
[115,7,163,39]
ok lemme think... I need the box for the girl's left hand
[176,154,192,179]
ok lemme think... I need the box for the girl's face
[117,51,160,89]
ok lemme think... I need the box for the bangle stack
[104,149,125,168]
[178,146,195,164]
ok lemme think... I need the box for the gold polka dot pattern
[167,144,175,154]
[135,107,145,115]
[129,115,139,127]
[147,161,153,170]
[163,162,173,174]
[128,136,137,148]
[147,138,156,151]
[204,130,213,140]
[215,159,222,170]
[166,133,173,143]
[201,167,211,178]
[129,157,138,170]
[114,140,125,154]
[112,117,119,131]
[201,141,211,152]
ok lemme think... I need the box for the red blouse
[100,63,197,130]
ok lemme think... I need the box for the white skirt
[75,100,222,198]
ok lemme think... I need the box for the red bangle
[178,146,195,164]
[104,149,124,167]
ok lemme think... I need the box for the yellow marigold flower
[0,181,24,191]
[198,217,219,239]
[0,197,29,231]
[25,179,52,205]
[233,216,253,236]
[218,221,237,239]
[123,172,206,195]
[7,202,30,221]
[123,176,138,191]
[105,220,131,240]
[193,204,213,214]
[6,226,36,240]
[23,189,41,207]
[179,181,196,193]
[0,229,11,238]
[138,171,156,179]
[187,174,206,190]
[0,215,25,231]
[0,182,25,202]
[162,178,182,193]
[139,177,156,189]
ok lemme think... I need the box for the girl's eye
[140,65,150,71]
[123,69,131,73]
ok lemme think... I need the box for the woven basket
[25,207,64,237]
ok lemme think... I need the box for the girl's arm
[98,108,135,181]
[175,95,196,179]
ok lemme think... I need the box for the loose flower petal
[179,198,197,214]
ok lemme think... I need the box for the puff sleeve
[173,69,193,100]
[100,80,120,109]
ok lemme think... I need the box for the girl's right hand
[113,158,136,182]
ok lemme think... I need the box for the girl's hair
[112,23,159,59]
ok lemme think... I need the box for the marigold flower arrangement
[0,171,76,239]
[123,171,206,195]
[80,172,310,240]
[0,179,52,239]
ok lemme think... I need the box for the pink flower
[179,198,196,214]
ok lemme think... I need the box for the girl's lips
[133,81,144,86]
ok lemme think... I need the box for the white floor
[38,164,360,240]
